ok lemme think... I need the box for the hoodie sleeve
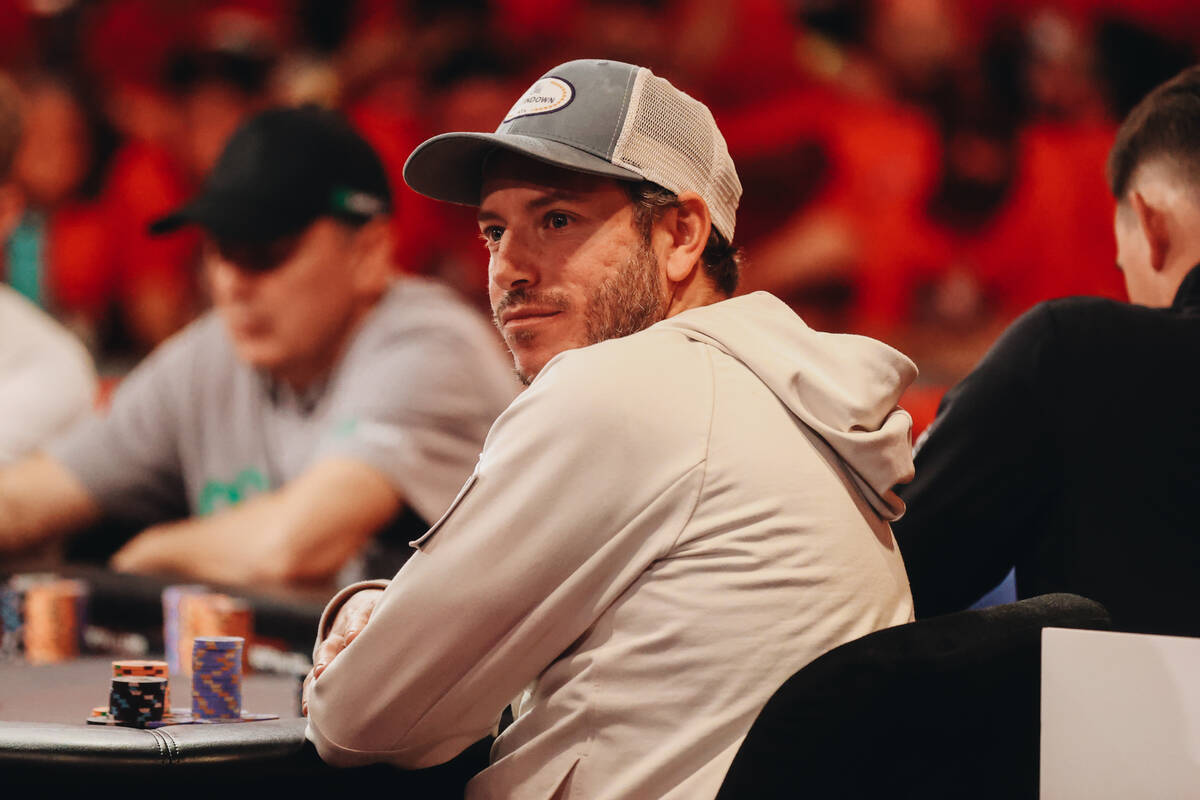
[893,303,1061,616]
[305,338,711,768]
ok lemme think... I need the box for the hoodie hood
[656,292,918,520]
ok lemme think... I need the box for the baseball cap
[150,105,391,243]
[403,59,742,241]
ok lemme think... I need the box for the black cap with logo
[150,105,391,243]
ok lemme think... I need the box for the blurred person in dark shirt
[893,65,1200,637]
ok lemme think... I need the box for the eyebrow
[477,188,589,224]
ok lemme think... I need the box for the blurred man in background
[0,104,518,586]
[894,64,1200,637]
[0,70,97,468]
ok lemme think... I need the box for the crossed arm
[108,458,404,585]
[0,454,101,553]
[301,347,710,769]
[0,453,403,587]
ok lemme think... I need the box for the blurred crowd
[0,0,1196,382]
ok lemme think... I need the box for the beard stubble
[492,237,670,384]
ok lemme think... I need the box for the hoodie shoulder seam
[664,343,715,555]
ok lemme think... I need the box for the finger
[313,633,346,677]
[342,593,381,642]
[108,547,134,572]
[342,603,370,635]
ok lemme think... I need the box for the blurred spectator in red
[80,1,285,358]
[2,74,115,351]
[335,2,446,281]
[78,0,195,358]
[726,0,948,338]
[0,0,1181,381]
[169,3,284,179]
[898,10,1190,378]
[385,49,527,305]
[0,69,97,468]
[726,1,1155,383]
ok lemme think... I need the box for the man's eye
[547,213,569,229]
[481,226,504,243]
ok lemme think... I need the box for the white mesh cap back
[612,68,742,242]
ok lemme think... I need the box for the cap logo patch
[332,188,385,217]
[503,77,574,123]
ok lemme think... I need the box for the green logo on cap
[331,188,384,217]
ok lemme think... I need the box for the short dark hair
[625,181,743,296]
[1108,65,1200,200]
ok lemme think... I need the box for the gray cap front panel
[499,59,640,161]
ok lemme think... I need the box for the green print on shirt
[332,417,358,438]
[197,468,269,515]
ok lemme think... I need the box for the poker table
[0,564,490,793]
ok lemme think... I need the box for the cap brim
[402,132,644,206]
[147,208,191,236]
[147,194,311,243]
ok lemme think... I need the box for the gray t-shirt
[49,278,519,527]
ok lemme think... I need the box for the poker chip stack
[162,584,207,676]
[0,574,59,660]
[113,659,171,710]
[191,636,243,720]
[108,675,167,725]
[22,578,88,664]
[176,592,254,677]
[0,583,22,659]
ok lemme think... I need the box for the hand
[109,527,172,574]
[302,588,384,716]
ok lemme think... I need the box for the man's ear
[350,218,395,295]
[1131,190,1170,272]
[661,192,711,284]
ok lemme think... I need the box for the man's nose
[208,257,257,299]
[490,229,540,290]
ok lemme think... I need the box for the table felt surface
[0,656,301,724]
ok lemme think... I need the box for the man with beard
[304,60,917,799]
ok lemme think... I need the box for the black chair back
[716,593,1111,799]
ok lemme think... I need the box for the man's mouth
[500,307,562,328]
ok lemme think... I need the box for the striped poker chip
[113,659,170,708]
[191,636,244,720]
[0,585,22,659]
[174,595,254,678]
[161,585,207,677]
[193,636,244,649]
[109,676,167,725]
[22,579,88,664]
[2,575,64,660]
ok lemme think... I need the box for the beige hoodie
[306,291,916,799]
